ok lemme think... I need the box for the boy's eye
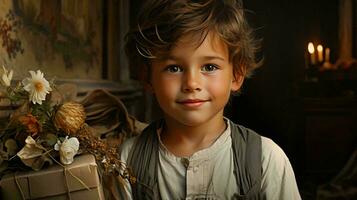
[201,64,218,72]
[165,65,182,73]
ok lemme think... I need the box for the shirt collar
[157,118,232,163]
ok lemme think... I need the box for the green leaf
[45,133,58,146]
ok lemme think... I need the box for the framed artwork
[0,0,146,120]
[0,0,104,80]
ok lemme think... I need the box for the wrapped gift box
[0,154,104,200]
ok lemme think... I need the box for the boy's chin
[164,113,223,127]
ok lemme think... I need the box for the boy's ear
[231,74,244,92]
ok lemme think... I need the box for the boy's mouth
[176,99,209,107]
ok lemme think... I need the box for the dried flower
[54,102,86,135]
[18,114,42,137]
[17,136,47,168]
[22,70,52,105]
[54,136,79,165]
[4,139,18,156]
[0,69,129,176]
[1,65,13,87]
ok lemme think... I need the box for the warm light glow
[325,48,330,62]
[317,44,323,62]
[308,42,315,54]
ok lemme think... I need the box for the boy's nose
[182,70,202,92]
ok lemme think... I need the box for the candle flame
[317,45,323,52]
[308,42,315,54]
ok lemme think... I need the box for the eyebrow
[161,55,226,61]
[202,56,225,61]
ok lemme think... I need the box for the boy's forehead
[176,32,225,49]
[157,32,228,59]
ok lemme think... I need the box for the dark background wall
[229,0,339,174]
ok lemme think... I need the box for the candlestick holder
[305,63,319,82]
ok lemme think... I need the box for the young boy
[119,0,301,199]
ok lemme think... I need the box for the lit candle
[308,42,316,65]
[317,44,323,63]
[325,48,330,63]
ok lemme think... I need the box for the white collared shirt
[118,120,301,199]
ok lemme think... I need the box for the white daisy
[1,65,13,87]
[22,70,52,105]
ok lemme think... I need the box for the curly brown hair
[125,0,261,82]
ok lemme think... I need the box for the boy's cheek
[151,79,177,96]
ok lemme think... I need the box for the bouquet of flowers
[0,66,125,177]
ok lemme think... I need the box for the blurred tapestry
[0,0,103,79]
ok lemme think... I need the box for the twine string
[14,171,26,200]
[49,154,91,191]
[12,150,92,199]
[63,167,72,200]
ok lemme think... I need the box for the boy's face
[149,32,243,127]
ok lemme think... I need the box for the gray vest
[127,120,262,199]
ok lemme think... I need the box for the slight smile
[176,99,209,108]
